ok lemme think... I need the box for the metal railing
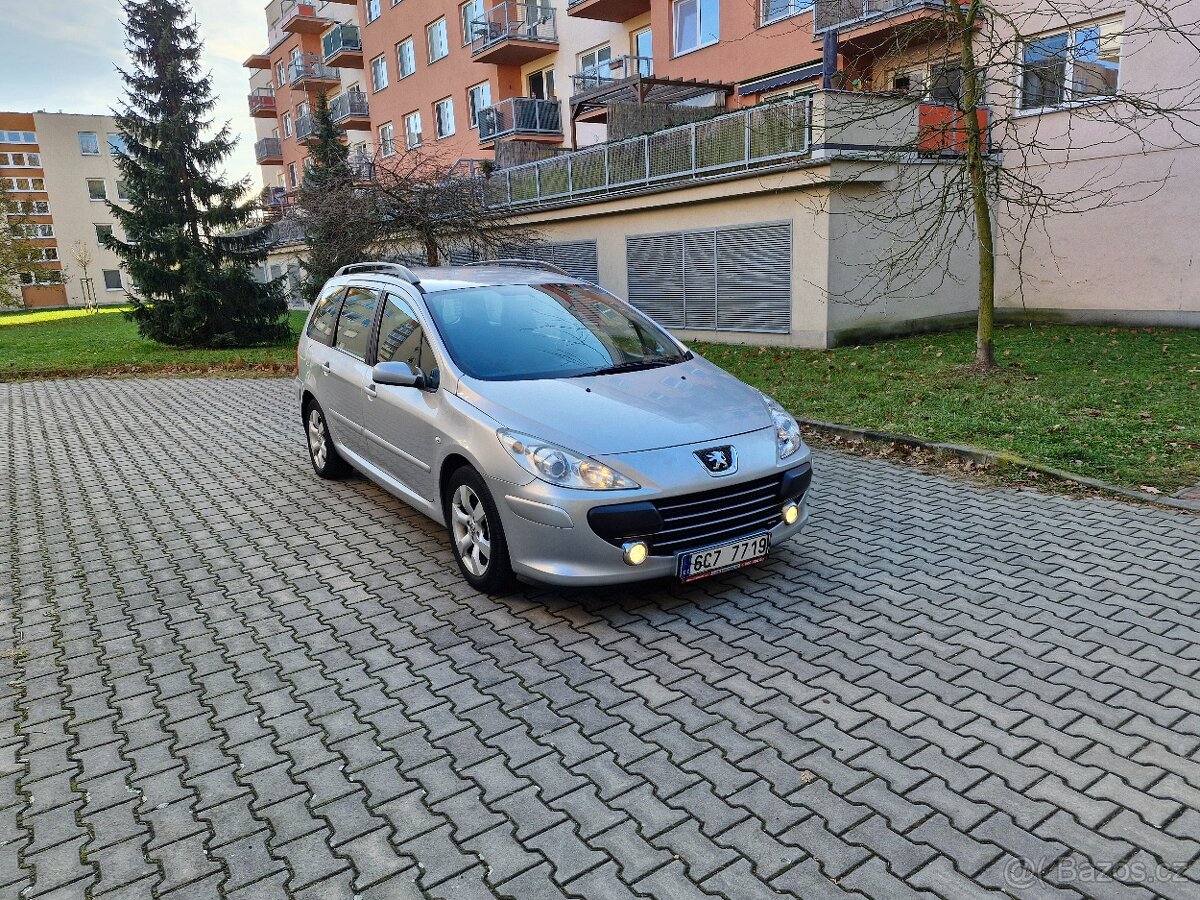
[570,55,653,94]
[483,97,812,209]
[289,53,340,85]
[296,115,316,141]
[814,0,945,31]
[322,23,361,61]
[330,90,370,124]
[248,87,277,116]
[348,152,376,181]
[478,97,562,142]
[469,2,557,56]
[254,137,283,163]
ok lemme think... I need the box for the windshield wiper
[579,359,678,377]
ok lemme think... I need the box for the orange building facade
[0,113,66,308]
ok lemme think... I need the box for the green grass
[697,324,1200,493]
[0,307,308,380]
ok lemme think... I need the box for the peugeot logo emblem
[695,445,737,476]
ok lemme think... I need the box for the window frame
[366,0,382,22]
[404,111,423,148]
[86,179,108,201]
[467,81,492,129]
[78,132,101,156]
[332,285,383,361]
[672,0,720,57]
[1018,17,1123,114]
[397,37,417,77]
[95,224,115,244]
[102,269,124,292]
[370,53,390,91]
[460,0,485,45]
[373,291,440,391]
[427,18,449,63]
[434,97,456,139]
[305,285,347,347]
[759,0,811,26]
[379,121,396,157]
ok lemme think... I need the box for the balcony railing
[296,115,316,141]
[813,0,946,32]
[289,53,341,87]
[330,91,370,125]
[570,55,653,94]
[281,0,330,34]
[478,97,563,142]
[322,23,362,63]
[483,97,811,208]
[248,88,277,117]
[470,3,557,56]
[255,137,284,164]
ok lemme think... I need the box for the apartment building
[246,0,1200,345]
[1,111,131,309]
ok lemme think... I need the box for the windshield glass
[422,282,688,381]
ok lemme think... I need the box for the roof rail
[462,258,572,277]
[335,261,422,286]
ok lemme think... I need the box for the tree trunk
[424,237,439,266]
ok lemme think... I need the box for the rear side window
[334,286,382,360]
[306,286,345,346]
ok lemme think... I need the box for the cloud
[0,0,267,187]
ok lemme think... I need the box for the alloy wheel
[307,408,327,469]
[451,484,491,576]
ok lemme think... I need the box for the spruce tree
[295,92,368,304]
[107,0,289,347]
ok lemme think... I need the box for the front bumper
[490,441,813,586]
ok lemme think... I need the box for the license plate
[678,532,771,582]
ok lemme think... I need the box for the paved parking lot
[2,377,1199,900]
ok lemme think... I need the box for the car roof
[338,265,585,294]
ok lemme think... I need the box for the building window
[434,97,456,139]
[578,45,612,87]
[288,163,298,187]
[397,38,416,77]
[631,27,653,75]
[427,18,449,63]
[404,111,423,148]
[283,113,293,137]
[527,66,556,100]
[95,224,115,244]
[3,131,37,144]
[23,223,55,238]
[761,0,810,25]
[297,100,310,120]
[371,54,389,91]
[460,0,484,45]
[1021,18,1122,110]
[276,61,286,88]
[3,177,46,192]
[467,82,492,128]
[78,132,101,155]
[366,0,381,22]
[379,122,396,157]
[673,0,719,56]
[40,248,59,261]
[116,181,131,201]
[0,152,41,168]
[107,133,128,156]
[102,270,124,291]
[87,179,108,201]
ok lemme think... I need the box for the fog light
[622,541,649,566]
[782,501,800,525]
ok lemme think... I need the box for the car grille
[646,472,788,555]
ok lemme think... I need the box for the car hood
[456,355,772,455]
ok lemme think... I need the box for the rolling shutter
[625,221,791,334]
[524,240,600,284]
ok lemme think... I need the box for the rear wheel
[305,400,350,479]
[445,466,514,594]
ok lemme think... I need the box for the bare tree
[746,0,1200,367]
[0,193,50,309]
[69,241,97,311]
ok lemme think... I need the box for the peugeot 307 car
[296,261,813,592]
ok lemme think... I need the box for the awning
[738,61,824,97]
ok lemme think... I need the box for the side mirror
[372,360,423,388]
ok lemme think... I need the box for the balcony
[244,51,271,69]
[322,23,363,68]
[289,54,341,90]
[248,88,278,118]
[566,0,649,22]
[330,91,371,130]
[296,115,316,141]
[813,0,951,42]
[255,137,284,165]
[484,97,812,208]
[281,0,331,35]
[479,97,563,144]
[569,56,729,125]
[470,3,558,66]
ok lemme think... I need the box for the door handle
[364,383,377,399]
[321,360,331,376]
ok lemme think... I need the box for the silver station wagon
[296,261,813,592]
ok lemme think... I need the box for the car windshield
[422,282,688,381]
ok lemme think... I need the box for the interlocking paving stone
[2,377,1200,898]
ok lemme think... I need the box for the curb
[797,417,1200,514]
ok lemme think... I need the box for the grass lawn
[697,324,1200,493]
[0,306,307,380]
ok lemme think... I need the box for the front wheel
[445,467,514,594]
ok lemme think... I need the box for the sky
[0,0,266,188]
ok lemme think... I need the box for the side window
[334,286,382,360]
[377,292,439,388]
[306,286,345,346]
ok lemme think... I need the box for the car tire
[304,400,350,479]
[444,466,515,594]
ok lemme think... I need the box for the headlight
[497,429,640,490]
[761,393,804,460]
